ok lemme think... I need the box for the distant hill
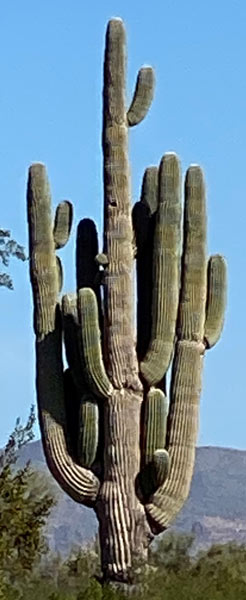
[17,441,246,557]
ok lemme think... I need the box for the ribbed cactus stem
[76,218,99,291]
[204,254,227,348]
[140,153,182,385]
[53,201,73,249]
[146,342,202,530]
[140,166,159,214]
[127,66,155,126]
[27,163,100,506]
[78,398,99,467]
[153,449,170,487]
[143,388,168,465]
[27,163,58,337]
[178,165,207,342]
[145,164,208,532]
[78,288,113,397]
[132,167,158,360]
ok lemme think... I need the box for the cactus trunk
[96,390,152,582]
[27,17,227,589]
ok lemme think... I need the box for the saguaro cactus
[27,18,227,586]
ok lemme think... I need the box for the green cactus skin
[53,201,73,249]
[177,165,207,342]
[78,397,99,467]
[140,153,182,385]
[27,18,227,587]
[138,388,169,500]
[78,288,113,398]
[62,368,99,470]
[204,255,227,348]
[127,67,155,127]
[140,166,159,214]
[143,388,168,465]
[153,449,170,486]
[27,164,99,506]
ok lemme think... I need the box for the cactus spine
[27,18,227,586]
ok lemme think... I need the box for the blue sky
[0,0,245,449]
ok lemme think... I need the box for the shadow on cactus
[27,17,227,587]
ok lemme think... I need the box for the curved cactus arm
[78,287,113,397]
[145,342,202,531]
[127,66,155,127]
[132,167,158,361]
[53,200,73,249]
[204,254,227,349]
[132,166,158,254]
[27,163,99,506]
[138,450,169,502]
[76,218,99,290]
[76,218,104,344]
[138,388,169,500]
[177,165,207,342]
[63,368,99,471]
[62,293,86,391]
[27,163,59,337]
[145,165,207,533]
[152,449,170,487]
[62,294,100,468]
[142,388,168,465]
[140,153,182,385]
[78,396,99,468]
[140,166,159,214]
[37,333,100,506]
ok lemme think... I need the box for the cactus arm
[62,294,100,467]
[145,343,202,531]
[204,254,227,348]
[127,66,155,127]
[152,450,170,487]
[103,18,142,390]
[76,218,104,348]
[62,292,85,391]
[145,165,207,532]
[27,163,58,337]
[76,218,99,290]
[37,333,99,505]
[140,166,159,214]
[27,163,99,506]
[78,397,99,467]
[132,167,158,361]
[53,201,73,249]
[78,288,113,397]
[177,166,207,341]
[140,153,182,385]
[143,388,168,465]
[138,388,169,499]
[63,368,99,471]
